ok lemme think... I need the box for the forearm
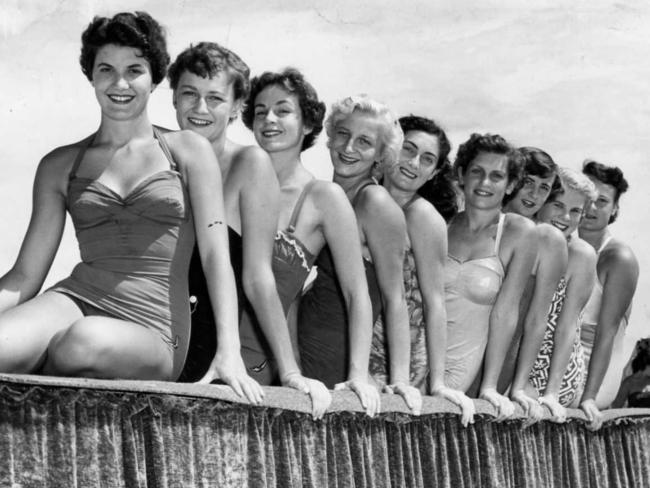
[481,308,518,391]
[511,309,548,392]
[544,322,577,396]
[425,302,447,391]
[345,289,374,381]
[385,296,411,384]
[203,254,240,351]
[244,275,300,378]
[582,324,617,400]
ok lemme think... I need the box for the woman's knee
[45,319,112,376]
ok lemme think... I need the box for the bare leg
[43,316,174,380]
[0,291,83,373]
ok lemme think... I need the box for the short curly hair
[503,146,560,205]
[242,68,325,151]
[168,42,250,121]
[79,12,169,85]
[582,159,629,223]
[325,95,403,168]
[397,115,457,221]
[454,133,521,185]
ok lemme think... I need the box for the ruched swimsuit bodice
[51,127,195,380]
[444,213,505,392]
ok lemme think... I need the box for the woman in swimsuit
[499,148,567,421]
[297,95,422,415]
[578,160,638,425]
[169,47,329,418]
[527,167,597,421]
[370,115,475,426]
[240,70,378,416]
[445,134,537,419]
[0,12,262,403]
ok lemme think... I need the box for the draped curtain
[1,374,649,487]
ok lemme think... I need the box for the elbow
[241,267,276,304]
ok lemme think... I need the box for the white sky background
[1,0,648,380]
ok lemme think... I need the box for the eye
[206,95,224,104]
[181,90,199,99]
[422,156,436,166]
[254,108,268,118]
[128,67,144,75]
[540,184,550,192]
[402,144,415,156]
[524,177,534,187]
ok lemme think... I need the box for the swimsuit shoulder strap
[493,212,506,255]
[598,235,614,254]
[69,133,96,180]
[153,126,178,171]
[287,179,317,233]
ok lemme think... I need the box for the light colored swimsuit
[50,127,195,380]
[370,196,428,391]
[444,213,506,392]
[580,236,631,408]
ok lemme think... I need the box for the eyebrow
[179,85,225,95]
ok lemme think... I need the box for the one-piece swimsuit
[50,127,195,380]
[298,180,383,388]
[444,213,506,393]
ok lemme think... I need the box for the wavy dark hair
[454,133,521,186]
[397,115,457,221]
[242,68,325,151]
[168,42,250,121]
[503,146,560,205]
[582,159,629,223]
[80,12,169,85]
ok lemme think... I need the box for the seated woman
[0,12,261,402]
[242,69,378,415]
[526,168,597,421]
[578,160,638,418]
[168,47,329,416]
[612,338,650,408]
[369,115,475,425]
[445,134,537,419]
[499,148,567,419]
[298,95,421,414]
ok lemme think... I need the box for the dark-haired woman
[445,134,537,419]
[0,13,262,402]
[242,71,378,415]
[369,115,475,425]
[612,338,650,408]
[169,48,329,416]
[499,147,566,420]
[578,160,638,419]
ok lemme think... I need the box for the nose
[406,155,420,170]
[194,96,209,114]
[114,75,129,90]
[343,136,355,154]
[265,110,278,122]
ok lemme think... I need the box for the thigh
[50,316,174,380]
[0,291,83,372]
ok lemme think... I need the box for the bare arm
[320,182,378,415]
[543,241,596,398]
[581,244,638,401]
[409,201,474,426]
[511,226,567,394]
[0,148,70,311]
[173,131,262,403]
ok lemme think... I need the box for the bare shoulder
[405,197,445,232]
[37,135,94,182]
[356,184,399,214]
[601,238,639,274]
[569,236,597,267]
[157,129,213,170]
[536,222,566,247]
[504,212,536,235]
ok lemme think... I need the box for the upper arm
[562,242,597,322]
[236,148,280,279]
[530,226,567,309]
[598,246,639,330]
[171,131,229,258]
[493,216,537,314]
[359,188,407,303]
[9,150,70,290]
[317,183,368,296]
[408,202,446,308]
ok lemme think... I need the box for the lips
[473,189,493,197]
[108,94,134,104]
[520,198,536,208]
[337,152,359,164]
[550,220,568,231]
[399,167,417,179]
[187,117,213,127]
[261,129,282,137]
